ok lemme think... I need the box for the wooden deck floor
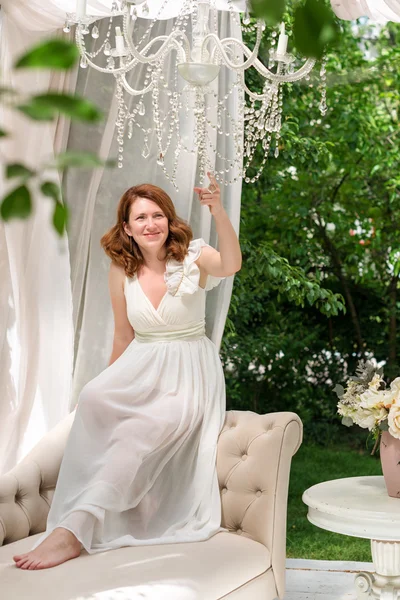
[285,559,374,599]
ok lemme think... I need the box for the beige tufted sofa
[0,410,302,600]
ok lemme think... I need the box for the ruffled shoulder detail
[164,238,225,297]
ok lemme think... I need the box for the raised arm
[193,172,242,277]
[108,262,135,366]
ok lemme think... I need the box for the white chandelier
[63,0,327,189]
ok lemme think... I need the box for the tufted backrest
[0,409,301,599]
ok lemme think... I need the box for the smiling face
[123,197,169,255]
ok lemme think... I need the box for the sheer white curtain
[0,1,243,473]
[0,7,76,475]
[330,0,400,22]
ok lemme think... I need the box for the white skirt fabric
[31,239,228,554]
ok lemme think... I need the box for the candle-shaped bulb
[115,26,125,54]
[277,21,288,56]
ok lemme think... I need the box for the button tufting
[241,454,247,461]
[236,528,242,534]
[255,490,262,497]
[221,487,227,494]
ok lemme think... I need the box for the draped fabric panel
[0,1,243,473]
[330,0,400,22]
[0,9,76,475]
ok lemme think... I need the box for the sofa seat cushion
[0,531,271,600]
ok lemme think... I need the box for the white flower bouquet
[335,360,400,445]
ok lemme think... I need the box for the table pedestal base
[355,541,400,600]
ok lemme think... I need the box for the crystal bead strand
[112,0,172,169]
[115,80,126,169]
[319,54,328,116]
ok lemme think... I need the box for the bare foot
[13,528,82,570]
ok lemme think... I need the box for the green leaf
[0,185,32,221]
[0,129,7,138]
[15,39,79,70]
[17,103,55,121]
[18,93,102,123]
[293,0,339,59]
[250,0,285,25]
[52,201,69,236]
[379,420,389,431]
[41,181,61,202]
[370,164,380,176]
[6,163,35,179]
[30,93,102,123]
[53,151,116,169]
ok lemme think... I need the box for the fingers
[207,171,217,185]
[194,187,212,197]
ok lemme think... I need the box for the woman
[13,173,242,570]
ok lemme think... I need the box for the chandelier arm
[76,28,188,76]
[119,35,189,72]
[201,20,263,70]
[253,54,316,82]
[75,28,138,73]
[118,74,155,96]
[211,36,316,83]
[239,71,276,100]
[122,13,190,64]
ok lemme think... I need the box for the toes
[21,557,35,570]
[28,559,40,570]
[16,557,30,568]
[13,553,26,561]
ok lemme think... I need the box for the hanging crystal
[103,41,111,56]
[91,25,99,39]
[63,21,71,33]
[142,1,149,15]
[138,101,145,116]
[80,55,88,69]
[142,138,150,159]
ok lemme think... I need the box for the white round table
[302,476,400,600]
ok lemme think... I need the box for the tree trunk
[315,218,364,351]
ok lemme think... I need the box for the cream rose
[388,402,400,439]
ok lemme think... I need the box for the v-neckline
[135,273,169,314]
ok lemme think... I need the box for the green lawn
[286,444,382,561]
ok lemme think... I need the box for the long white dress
[31,238,228,554]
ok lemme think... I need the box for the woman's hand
[194,172,224,217]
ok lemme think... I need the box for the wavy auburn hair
[100,184,193,278]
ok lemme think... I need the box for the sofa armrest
[218,410,303,600]
[0,410,76,545]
